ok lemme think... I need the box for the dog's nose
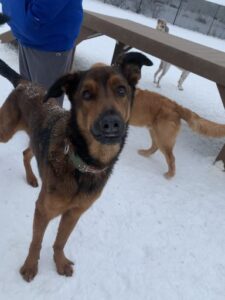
[100,114,122,136]
[91,110,126,144]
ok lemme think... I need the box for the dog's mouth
[91,110,126,145]
[92,133,124,145]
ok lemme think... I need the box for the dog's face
[81,67,132,145]
[45,52,153,164]
[156,19,167,32]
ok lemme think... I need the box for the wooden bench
[1,10,225,163]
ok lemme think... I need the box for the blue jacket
[1,0,83,51]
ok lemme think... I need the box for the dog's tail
[0,59,23,88]
[176,104,225,138]
[0,13,10,25]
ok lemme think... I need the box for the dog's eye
[116,86,126,97]
[82,90,92,100]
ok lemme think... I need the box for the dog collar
[64,144,107,174]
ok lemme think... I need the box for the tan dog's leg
[23,147,38,187]
[138,129,158,156]
[161,147,176,179]
[154,118,180,178]
[53,208,84,276]
[20,190,52,282]
[138,125,176,178]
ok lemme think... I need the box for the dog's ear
[116,52,153,68]
[44,72,82,102]
[115,52,153,87]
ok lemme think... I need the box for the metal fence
[102,0,225,39]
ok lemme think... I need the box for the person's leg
[18,44,75,106]
[19,43,32,81]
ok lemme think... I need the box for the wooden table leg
[215,84,225,166]
[111,41,132,65]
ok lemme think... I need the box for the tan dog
[154,19,190,90]
[130,88,225,178]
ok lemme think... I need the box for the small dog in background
[153,19,190,90]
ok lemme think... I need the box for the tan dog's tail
[176,104,225,137]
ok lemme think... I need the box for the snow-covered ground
[1,0,225,299]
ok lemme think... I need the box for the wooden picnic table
[1,9,225,163]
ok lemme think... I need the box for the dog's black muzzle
[91,110,126,145]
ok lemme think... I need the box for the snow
[1,0,225,299]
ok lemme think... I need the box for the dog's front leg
[177,70,189,91]
[20,190,51,282]
[156,62,171,88]
[153,68,160,83]
[154,62,163,83]
[53,207,84,277]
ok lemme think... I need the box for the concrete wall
[102,0,225,39]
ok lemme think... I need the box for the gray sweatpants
[18,44,75,106]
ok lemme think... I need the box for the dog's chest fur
[28,101,111,202]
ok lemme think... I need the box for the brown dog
[130,88,225,178]
[0,52,152,281]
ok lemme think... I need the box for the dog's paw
[178,85,184,91]
[163,171,175,179]
[20,262,38,282]
[138,149,151,157]
[55,256,74,277]
[27,175,39,188]
[156,84,161,88]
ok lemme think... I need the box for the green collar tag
[69,151,107,174]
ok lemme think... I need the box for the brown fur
[91,62,107,69]
[130,88,225,178]
[0,57,144,281]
